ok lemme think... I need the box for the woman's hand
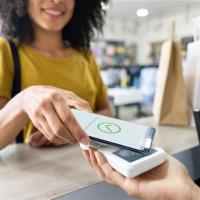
[83,148,200,200]
[21,86,90,145]
[27,130,67,147]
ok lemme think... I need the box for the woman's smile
[41,7,66,19]
[28,0,75,32]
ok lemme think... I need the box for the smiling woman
[0,0,108,50]
[0,0,111,149]
[28,0,75,32]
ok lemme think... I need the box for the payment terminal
[72,109,166,178]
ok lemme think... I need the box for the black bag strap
[9,40,24,143]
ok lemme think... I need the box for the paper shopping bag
[184,41,200,127]
[153,39,189,126]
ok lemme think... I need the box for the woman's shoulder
[0,37,14,73]
[0,37,10,50]
[74,50,97,64]
[0,37,13,59]
[74,50,99,74]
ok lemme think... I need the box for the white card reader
[72,109,166,178]
[80,140,166,178]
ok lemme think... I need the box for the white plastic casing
[80,142,166,178]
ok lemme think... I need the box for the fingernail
[80,136,89,145]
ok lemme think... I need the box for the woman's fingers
[36,111,70,144]
[88,149,115,185]
[41,120,72,145]
[28,131,47,147]
[61,90,92,112]
[41,102,76,144]
[89,149,106,179]
[28,131,67,147]
[82,150,92,166]
[94,150,126,188]
[82,148,125,187]
[52,95,89,144]
[96,154,113,179]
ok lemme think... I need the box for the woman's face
[28,0,75,32]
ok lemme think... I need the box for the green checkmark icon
[97,122,121,134]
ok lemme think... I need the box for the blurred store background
[92,0,200,121]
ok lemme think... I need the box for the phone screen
[72,109,155,152]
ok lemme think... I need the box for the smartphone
[72,109,155,152]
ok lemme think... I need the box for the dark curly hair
[0,0,108,50]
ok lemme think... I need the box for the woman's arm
[0,94,29,149]
[0,86,91,150]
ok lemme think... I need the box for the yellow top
[0,38,107,141]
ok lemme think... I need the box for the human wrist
[164,176,198,200]
[15,91,29,120]
[0,91,30,149]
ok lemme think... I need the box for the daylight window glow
[136,8,149,17]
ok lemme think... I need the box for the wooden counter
[0,144,100,200]
[0,117,199,199]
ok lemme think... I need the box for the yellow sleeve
[0,38,14,99]
[87,53,108,108]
